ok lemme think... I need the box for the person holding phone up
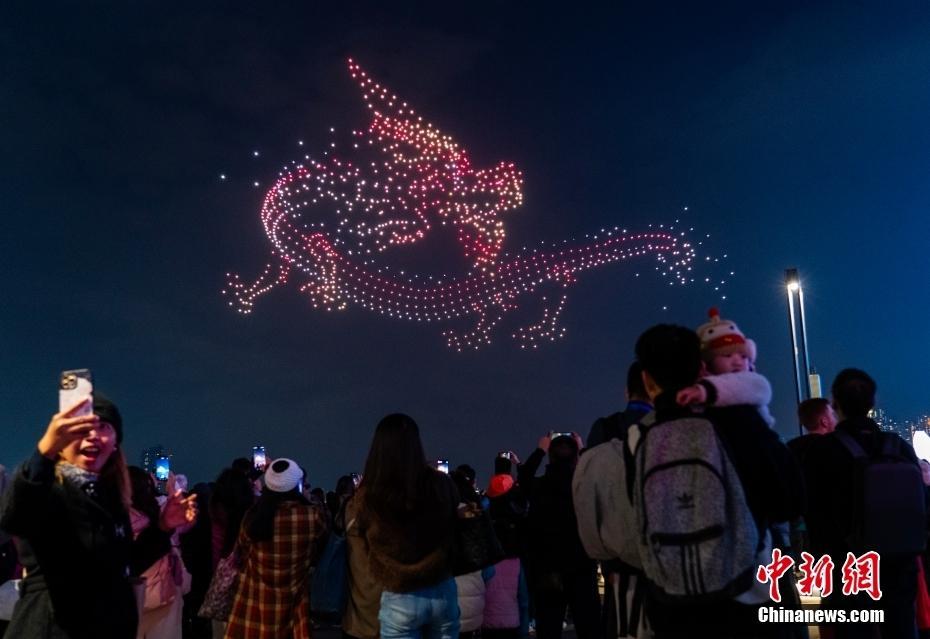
[0,395,197,638]
[518,432,600,639]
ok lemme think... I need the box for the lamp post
[785,268,812,435]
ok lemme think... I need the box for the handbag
[198,547,241,621]
[452,504,504,576]
[142,548,192,611]
[310,518,354,614]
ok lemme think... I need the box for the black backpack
[835,430,927,555]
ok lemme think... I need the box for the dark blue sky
[3,2,929,487]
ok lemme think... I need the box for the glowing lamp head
[913,430,930,463]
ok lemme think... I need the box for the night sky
[3,3,930,488]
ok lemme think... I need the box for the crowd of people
[0,309,927,639]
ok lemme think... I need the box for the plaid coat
[225,500,327,639]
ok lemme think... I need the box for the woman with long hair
[209,467,255,568]
[207,466,256,638]
[128,466,192,639]
[0,395,197,638]
[358,413,461,639]
[225,458,327,639]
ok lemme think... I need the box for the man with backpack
[578,362,652,639]
[575,324,804,638]
[586,362,653,449]
[802,368,926,639]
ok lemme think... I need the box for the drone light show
[224,59,700,350]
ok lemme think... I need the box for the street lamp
[785,268,813,434]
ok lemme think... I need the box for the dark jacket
[360,469,458,593]
[801,415,920,559]
[787,432,821,467]
[703,402,806,531]
[518,448,593,579]
[487,484,528,558]
[0,451,171,639]
[586,400,652,449]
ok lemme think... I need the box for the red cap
[486,474,514,498]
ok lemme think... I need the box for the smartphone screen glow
[252,446,267,471]
[155,456,170,481]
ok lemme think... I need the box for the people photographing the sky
[1,331,926,638]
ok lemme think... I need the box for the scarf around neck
[57,461,99,489]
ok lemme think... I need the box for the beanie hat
[486,473,514,498]
[264,458,304,493]
[696,307,756,363]
[93,394,123,444]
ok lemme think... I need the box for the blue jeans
[379,577,461,639]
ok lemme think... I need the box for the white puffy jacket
[455,570,486,632]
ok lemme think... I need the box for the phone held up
[154,455,170,494]
[155,456,170,481]
[435,459,450,474]
[59,369,93,416]
[497,451,512,460]
[252,446,267,472]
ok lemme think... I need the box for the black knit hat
[93,394,123,444]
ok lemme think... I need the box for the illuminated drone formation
[225,59,697,350]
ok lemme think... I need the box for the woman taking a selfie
[0,395,197,638]
[358,413,461,639]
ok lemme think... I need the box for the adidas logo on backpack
[632,414,762,602]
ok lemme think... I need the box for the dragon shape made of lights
[224,60,695,350]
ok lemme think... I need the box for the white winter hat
[263,458,304,493]
[696,307,756,363]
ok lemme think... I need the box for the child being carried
[677,307,775,428]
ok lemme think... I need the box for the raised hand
[537,434,551,453]
[572,432,584,451]
[37,399,99,460]
[676,384,708,406]
[160,490,198,532]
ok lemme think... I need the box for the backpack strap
[834,430,868,459]
[837,429,906,461]
[879,432,904,458]
[624,412,655,503]
[623,435,636,503]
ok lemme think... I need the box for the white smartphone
[59,369,93,416]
